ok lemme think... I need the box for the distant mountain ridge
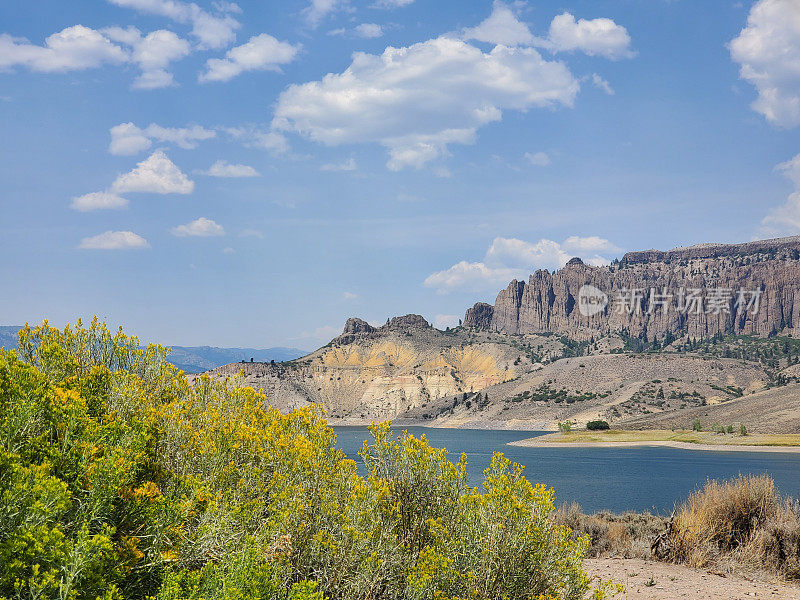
[0,326,305,373]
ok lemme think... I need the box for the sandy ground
[509,438,800,453]
[587,558,800,599]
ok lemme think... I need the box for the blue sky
[1,0,799,349]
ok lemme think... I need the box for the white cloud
[239,228,263,238]
[462,1,534,47]
[0,25,128,73]
[79,230,149,250]
[109,122,216,155]
[524,151,550,166]
[343,291,358,299]
[762,193,800,234]
[543,13,635,60]
[70,191,129,212]
[222,246,235,254]
[591,73,614,95]
[761,153,800,235]
[320,158,357,171]
[434,314,459,329]
[776,153,800,186]
[273,36,579,170]
[107,0,240,49]
[200,159,260,177]
[171,217,225,237]
[303,0,349,28]
[730,0,800,128]
[145,123,216,148]
[103,26,190,89]
[355,23,384,39]
[562,235,620,254]
[424,261,522,294]
[199,33,300,82]
[109,123,152,155]
[112,150,194,194]
[485,237,570,269]
[425,235,620,293]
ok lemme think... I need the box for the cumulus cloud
[171,217,225,237]
[424,235,620,293]
[199,33,300,82]
[109,122,216,155]
[273,36,579,170]
[776,153,800,186]
[70,191,129,212]
[303,0,349,28]
[107,0,240,49]
[761,153,800,235]
[525,151,550,166]
[424,261,522,294]
[343,291,358,299]
[103,26,190,89]
[542,13,635,60]
[354,23,384,39]
[79,230,149,250]
[200,160,260,177]
[462,1,535,47]
[730,0,800,128]
[112,150,194,194]
[0,25,128,73]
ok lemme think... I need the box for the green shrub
[0,318,608,600]
[586,420,610,431]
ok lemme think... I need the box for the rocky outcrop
[463,303,494,329]
[465,236,800,340]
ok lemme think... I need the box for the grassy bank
[558,474,800,581]
[516,429,800,448]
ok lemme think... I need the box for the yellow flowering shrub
[0,319,607,600]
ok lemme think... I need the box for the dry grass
[668,475,800,578]
[551,502,666,559]
[553,475,800,581]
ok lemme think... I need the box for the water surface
[333,426,800,514]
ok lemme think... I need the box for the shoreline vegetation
[510,429,800,452]
[4,318,800,599]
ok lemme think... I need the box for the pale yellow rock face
[306,341,514,418]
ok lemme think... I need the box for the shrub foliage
[0,319,609,600]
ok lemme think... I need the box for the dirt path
[587,558,800,599]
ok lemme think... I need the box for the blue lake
[333,426,800,514]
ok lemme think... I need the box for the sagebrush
[0,318,613,600]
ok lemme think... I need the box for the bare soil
[587,557,800,599]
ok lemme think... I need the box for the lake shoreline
[510,432,800,453]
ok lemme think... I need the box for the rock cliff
[464,236,800,340]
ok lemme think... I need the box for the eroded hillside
[200,314,786,431]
